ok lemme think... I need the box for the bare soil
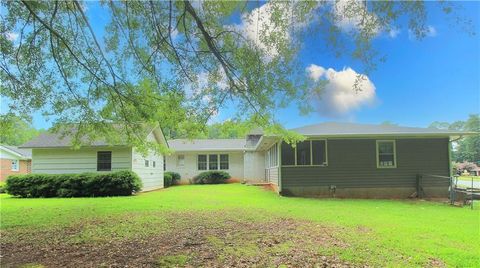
[1,211,363,268]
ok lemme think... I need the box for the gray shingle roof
[1,145,32,158]
[20,131,113,148]
[168,139,246,151]
[289,122,473,136]
[19,124,164,148]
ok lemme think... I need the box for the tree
[0,114,45,145]
[455,115,480,164]
[0,1,474,151]
[429,114,480,164]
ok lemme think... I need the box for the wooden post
[416,174,423,198]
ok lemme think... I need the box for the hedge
[164,173,173,188]
[192,171,231,184]
[5,170,142,198]
[165,171,181,185]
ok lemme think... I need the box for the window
[281,140,327,166]
[177,155,185,167]
[163,156,166,171]
[198,155,207,170]
[281,142,295,166]
[145,159,149,167]
[377,140,396,168]
[11,160,19,171]
[296,141,311,166]
[312,140,327,165]
[97,151,112,171]
[220,154,229,170]
[266,144,278,168]
[153,161,156,168]
[209,154,218,170]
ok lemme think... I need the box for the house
[0,145,32,181]
[20,125,167,191]
[455,162,480,176]
[167,122,475,198]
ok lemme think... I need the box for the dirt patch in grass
[1,211,361,267]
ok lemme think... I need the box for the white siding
[266,167,279,185]
[264,142,280,185]
[166,151,244,182]
[131,132,164,191]
[0,149,22,160]
[31,147,131,174]
[243,151,265,182]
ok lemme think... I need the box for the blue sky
[23,1,480,129]
[215,1,480,129]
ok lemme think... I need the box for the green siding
[281,138,450,189]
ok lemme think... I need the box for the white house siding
[166,151,244,182]
[266,167,279,185]
[31,147,132,174]
[243,151,265,182]
[265,142,280,186]
[131,132,164,191]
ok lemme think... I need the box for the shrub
[0,182,6,193]
[192,171,231,184]
[5,170,142,198]
[164,173,173,188]
[165,171,181,185]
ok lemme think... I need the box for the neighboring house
[455,162,480,176]
[167,122,475,198]
[0,145,32,181]
[20,125,168,191]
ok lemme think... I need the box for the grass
[1,184,479,267]
[458,176,480,182]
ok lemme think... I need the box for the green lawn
[1,184,479,267]
[458,176,480,182]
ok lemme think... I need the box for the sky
[213,1,480,129]
[6,1,480,130]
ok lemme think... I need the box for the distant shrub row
[5,171,142,198]
[193,171,231,184]
[164,171,181,187]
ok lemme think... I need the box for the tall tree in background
[0,115,45,145]
[429,114,480,164]
[0,1,474,151]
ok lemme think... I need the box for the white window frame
[145,159,149,167]
[376,140,397,168]
[281,139,328,167]
[11,159,19,171]
[197,154,208,170]
[219,154,229,170]
[197,154,230,171]
[177,154,185,167]
[266,143,279,168]
[208,154,219,170]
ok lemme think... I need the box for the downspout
[278,141,282,194]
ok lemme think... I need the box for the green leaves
[0,1,474,149]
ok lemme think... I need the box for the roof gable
[0,145,32,159]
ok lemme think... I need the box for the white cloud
[306,64,326,81]
[238,1,291,57]
[6,32,18,42]
[408,25,437,40]
[333,0,380,35]
[388,28,400,38]
[426,25,437,37]
[306,64,376,117]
